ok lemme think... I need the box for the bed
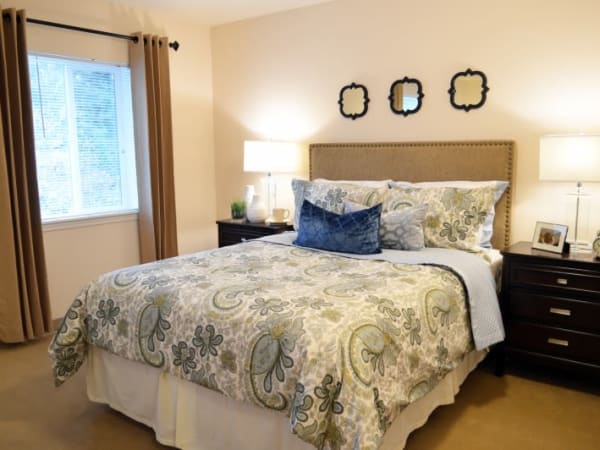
[50,140,514,450]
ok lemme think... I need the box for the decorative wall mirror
[388,77,424,116]
[338,82,369,120]
[448,68,489,112]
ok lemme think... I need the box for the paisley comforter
[50,239,498,450]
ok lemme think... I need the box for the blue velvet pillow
[293,200,382,254]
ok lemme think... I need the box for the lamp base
[564,185,592,255]
[568,240,592,254]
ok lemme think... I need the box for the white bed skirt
[87,347,486,450]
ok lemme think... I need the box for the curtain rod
[25,17,180,51]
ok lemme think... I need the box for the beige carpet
[1,336,598,450]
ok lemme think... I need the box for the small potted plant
[230,199,246,219]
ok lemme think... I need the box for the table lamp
[539,134,600,252]
[243,140,300,220]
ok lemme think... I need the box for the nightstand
[499,241,600,376]
[216,219,294,247]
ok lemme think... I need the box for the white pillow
[388,180,508,248]
[314,178,391,188]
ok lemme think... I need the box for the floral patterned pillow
[291,179,386,230]
[345,200,427,251]
[383,186,497,251]
[388,180,509,249]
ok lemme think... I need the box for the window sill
[42,210,139,232]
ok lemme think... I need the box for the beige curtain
[129,32,178,263]
[0,8,52,343]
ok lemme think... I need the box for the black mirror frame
[338,82,370,120]
[388,76,424,117]
[448,68,489,112]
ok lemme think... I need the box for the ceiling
[123,0,335,26]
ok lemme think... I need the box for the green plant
[230,199,246,219]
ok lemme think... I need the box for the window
[29,54,137,222]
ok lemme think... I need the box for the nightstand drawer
[510,264,600,295]
[508,289,600,333]
[218,238,242,247]
[220,229,267,243]
[216,219,294,248]
[506,321,600,364]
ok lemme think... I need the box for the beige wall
[212,0,600,245]
[12,0,216,317]
[42,217,140,315]
[11,0,600,317]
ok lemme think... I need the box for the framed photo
[532,221,568,253]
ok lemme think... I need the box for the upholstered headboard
[309,140,514,249]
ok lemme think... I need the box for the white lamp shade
[243,140,300,174]
[539,134,600,182]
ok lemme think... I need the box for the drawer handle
[555,278,568,286]
[547,337,569,347]
[549,307,571,317]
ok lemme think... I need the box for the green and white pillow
[291,179,386,230]
[383,186,497,252]
[345,200,427,251]
[389,180,509,248]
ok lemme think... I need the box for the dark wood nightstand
[499,241,600,377]
[216,219,294,247]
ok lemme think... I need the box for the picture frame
[532,221,568,254]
